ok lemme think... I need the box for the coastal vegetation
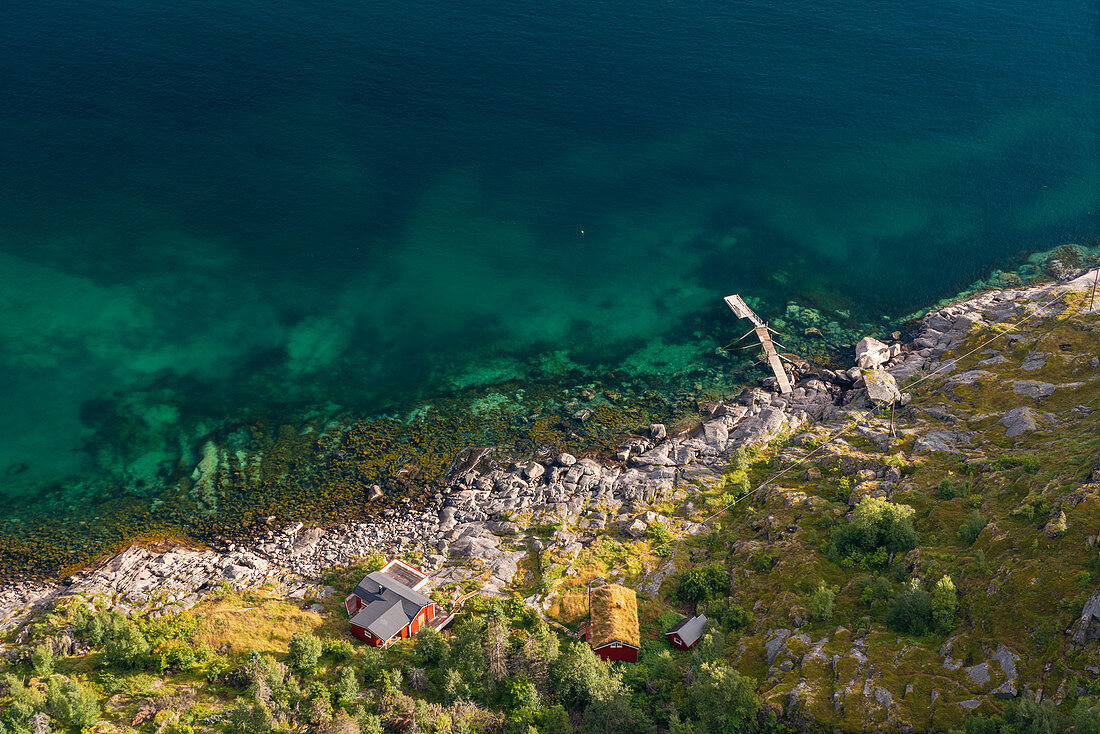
[2,263,1099,732]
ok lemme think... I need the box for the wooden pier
[723,294,793,394]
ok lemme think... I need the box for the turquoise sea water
[0,0,1097,566]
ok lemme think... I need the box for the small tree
[930,575,958,633]
[860,576,892,606]
[304,681,334,727]
[808,581,837,622]
[223,700,273,734]
[887,579,933,635]
[288,632,323,674]
[442,668,470,703]
[358,712,384,734]
[958,512,988,546]
[102,621,151,669]
[549,642,622,709]
[691,631,726,667]
[412,627,449,667]
[674,565,731,603]
[360,646,385,686]
[31,644,54,677]
[45,676,100,730]
[686,661,760,734]
[830,497,918,566]
[332,666,359,707]
[503,675,540,711]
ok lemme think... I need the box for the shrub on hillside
[887,579,933,635]
[701,599,753,632]
[730,447,749,473]
[30,644,54,677]
[685,661,760,734]
[674,565,731,603]
[808,581,838,622]
[930,576,958,633]
[991,454,1041,473]
[288,632,323,673]
[321,638,355,662]
[45,676,100,729]
[938,476,969,500]
[332,666,359,707]
[101,622,151,669]
[860,576,892,606]
[958,511,988,546]
[412,627,449,667]
[829,497,918,567]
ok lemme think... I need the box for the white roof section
[379,558,430,590]
[667,614,707,647]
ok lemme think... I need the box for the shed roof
[589,584,639,649]
[666,614,707,647]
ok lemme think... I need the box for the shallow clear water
[0,0,1097,569]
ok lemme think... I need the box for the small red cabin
[588,584,639,663]
[345,560,436,647]
[666,614,707,651]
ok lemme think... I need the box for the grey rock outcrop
[864,369,902,404]
[999,407,1038,438]
[1013,381,1057,400]
[1072,590,1100,644]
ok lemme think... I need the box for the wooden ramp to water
[723,294,793,394]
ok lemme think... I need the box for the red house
[666,614,707,651]
[344,559,437,647]
[588,584,639,663]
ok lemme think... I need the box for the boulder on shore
[864,369,902,404]
[856,337,891,369]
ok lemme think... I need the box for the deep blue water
[0,1,1097,519]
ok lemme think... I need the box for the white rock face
[855,337,891,369]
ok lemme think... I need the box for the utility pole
[723,294,793,394]
[1090,267,1099,313]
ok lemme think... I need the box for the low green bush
[808,581,838,622]
[288,632,322,674]
[958,511,988,546]
[829,497,919,568]
[938,476,969,500]
[701,598,753,632]
[887,580,933,635]
[674,565,730,603]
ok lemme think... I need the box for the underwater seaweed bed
[0,362,765,581]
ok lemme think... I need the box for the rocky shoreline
[2,263,1098,643]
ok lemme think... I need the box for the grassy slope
[535,299,1099,731]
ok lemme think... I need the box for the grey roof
[349,571,433,641]
[666,614,707,647]
[350,600,411,642]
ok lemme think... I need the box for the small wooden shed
[666,614,707,651]
[588,583,639,663]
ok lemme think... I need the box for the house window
[611,642,620,648]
